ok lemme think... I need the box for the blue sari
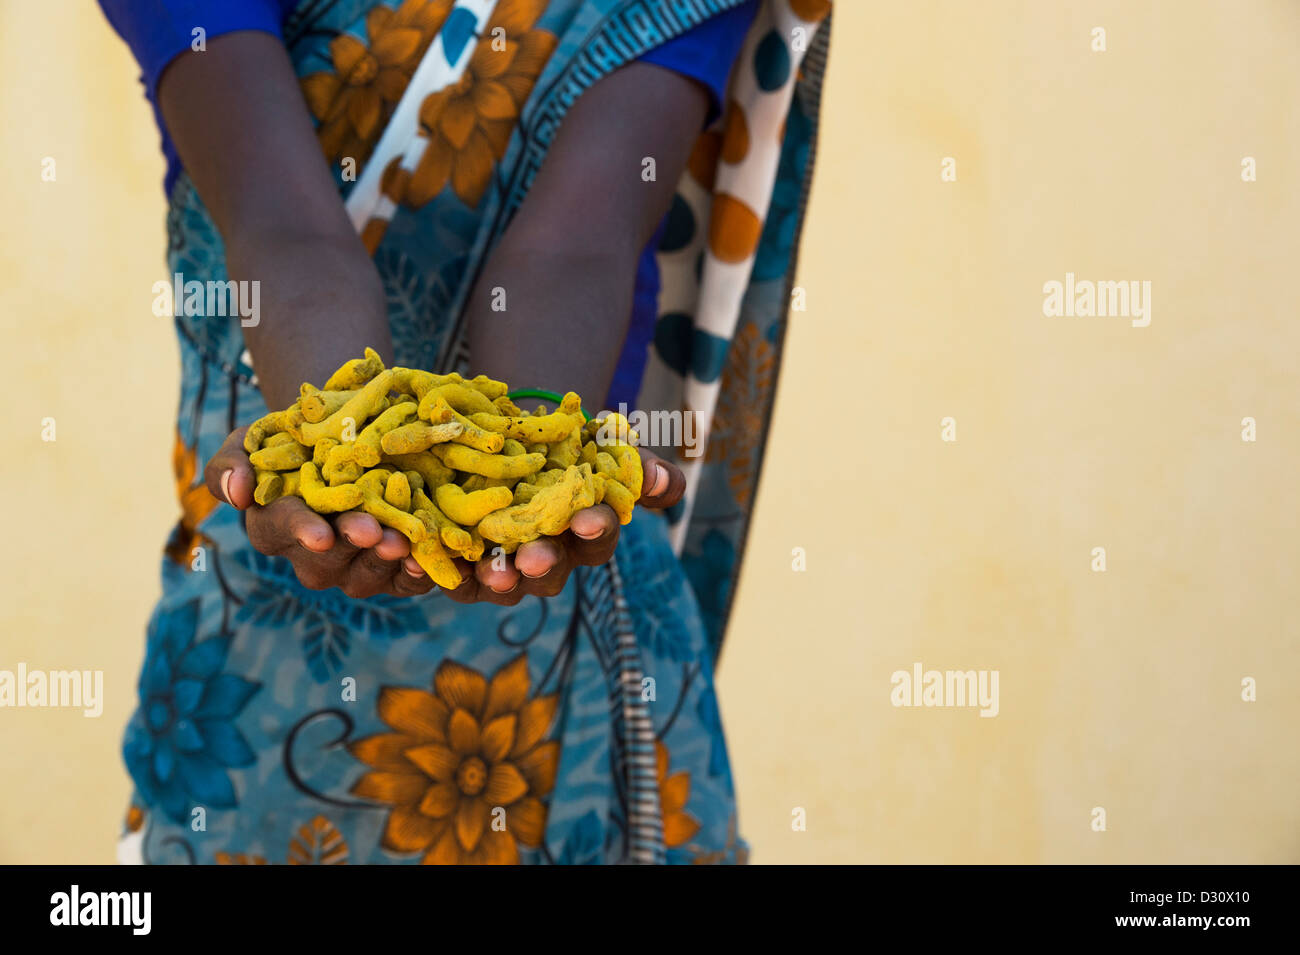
[116,0,831,864]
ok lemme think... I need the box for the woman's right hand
[204,426,446,599]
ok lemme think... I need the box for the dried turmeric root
[412,487,472,553]
[434,483,513,525]
[411,538,463,589]
[383,471,412,512]
[353,400,417,467]
[261,431,297,448]
[493,395,522,417]
[300,386,357,424]
[445,408,505,454]
[390,367,458,402]
[590,412,640,447]
[478,465,599,546]
[465,374,509,401]
[322,441,363,486]
[419,382,496,419]
[249,439,311,472]
[460,525,486,562]
[312,437,339,467]
[605,442,644,498]
[583,443,639,522]
[469,410,582,444]
[381,420,464,455]
[296,369,396,445]
[433,443,546,480]
[323,347,384,391]
[601,477,636,525]
[244,405,305,454]
[357,469,426,542]
[383,450,454,489]
[545,426,582,470]
[253,469,282,506]
[299,463,363,513]
[241,350,646,577]
[254,468,303,506]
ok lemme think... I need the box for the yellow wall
[1,1,1296,863]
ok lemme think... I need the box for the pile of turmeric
[244,348,644,590]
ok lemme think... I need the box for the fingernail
[489,582,518,595]
[220,469,234,504]
[574,525,602,540]
[647,462,668,497]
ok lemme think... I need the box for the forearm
[463,61,707,409]
[464,245,636,408]
[157,30,387,410]
[227,233,391,409]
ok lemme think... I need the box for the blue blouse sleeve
[98,0,291,103]
[637,1,761,125]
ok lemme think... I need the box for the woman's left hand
[439,448,684,605]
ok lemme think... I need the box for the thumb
[636,448,685,510]
[203,426,256,510]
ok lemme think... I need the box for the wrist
[228,234,392,410]
[227,228,372,278]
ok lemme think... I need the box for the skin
[174,32,702,602]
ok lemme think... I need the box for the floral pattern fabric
[120,0,829,864]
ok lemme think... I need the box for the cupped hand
[204,426,436,598]
[441,447,684,606]
[206,429,684,603]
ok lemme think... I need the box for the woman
[102,0,831,864]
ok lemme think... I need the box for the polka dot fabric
[641,0,831,580]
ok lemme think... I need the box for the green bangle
[507,388,590,422]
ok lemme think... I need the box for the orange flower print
[164,431,218,568]
[690,814,748,865]
[349,655,560,864]
[287,815,350,865]
[790,0,832,24]
[301,0,454,166]
[215,815,349,865]
[214,852,269,865]
[656,741,701,847]
[386,0,558,208]
[703,321,776,508]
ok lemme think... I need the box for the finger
[373,528,411,562]
[246,495,335,556]
[475,553,522,599]
[203,426,255,510]
[516,538,572,597]
[567,505,620,566]
[440,559,483,603]
[334,512,384,549]
[446,561,525,607]
[343,544,403,599]
[636,448,684,510]
[515,537,565,579]
[278,536,364,592]
[391,559,436,597]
